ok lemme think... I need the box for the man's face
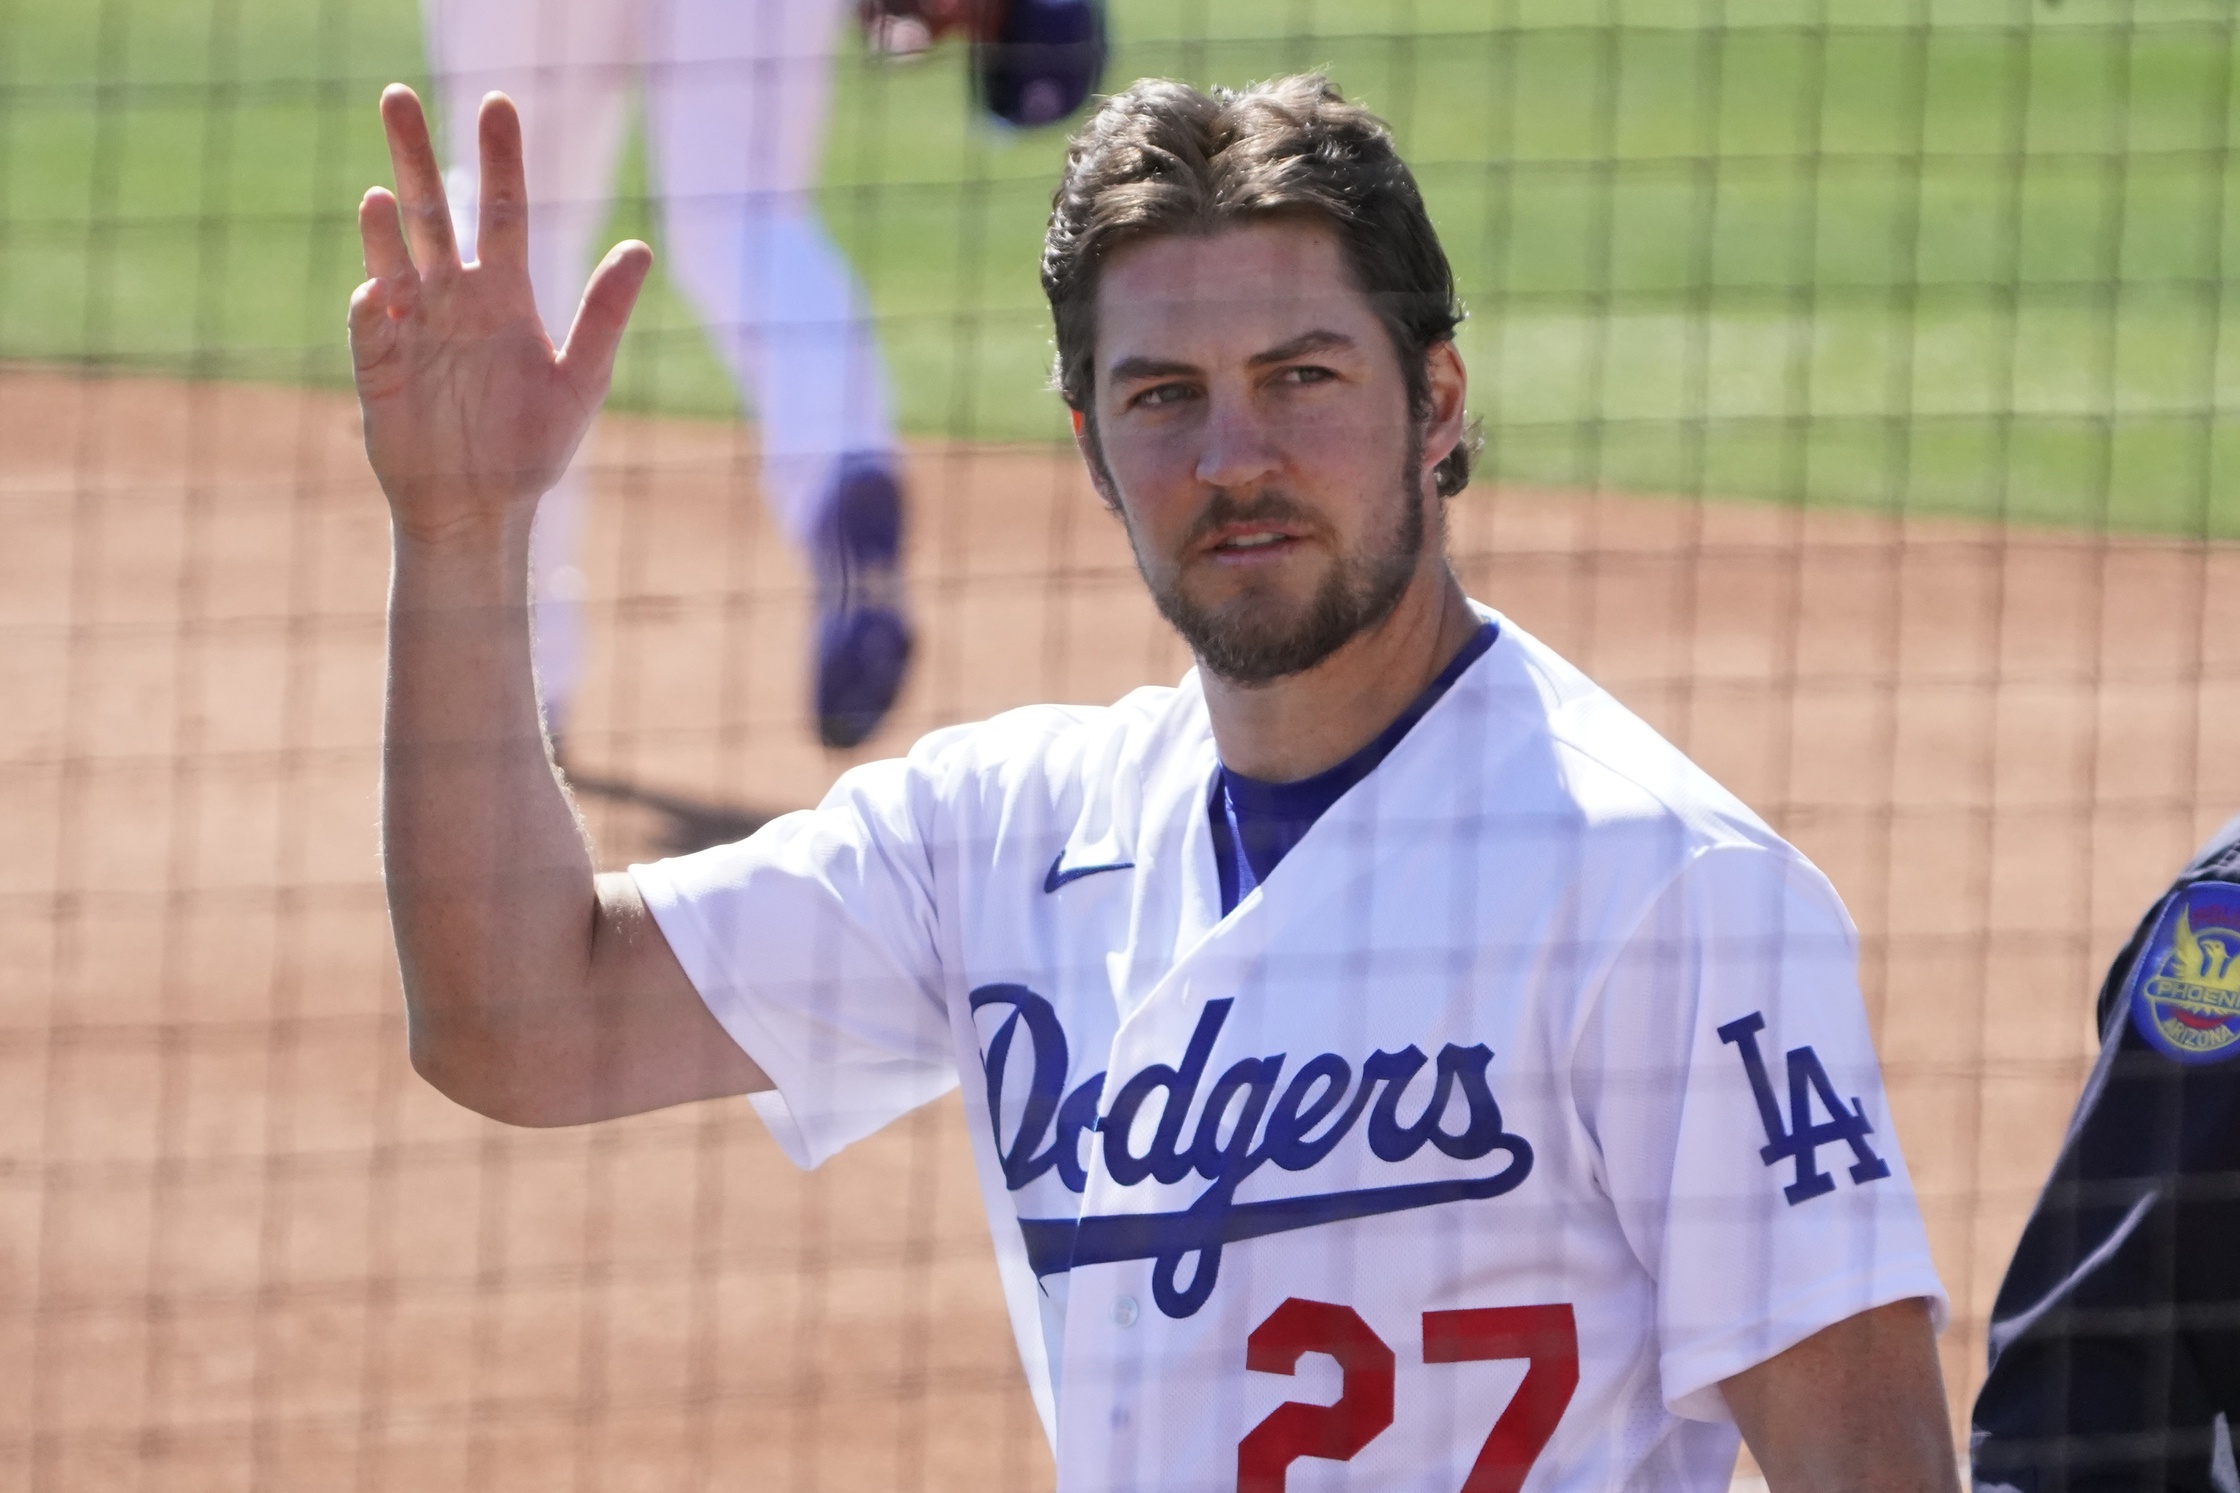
[1083,221,1449,686]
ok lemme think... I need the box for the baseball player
[354,72,1957,1491]
[1972,816,2240,1492]
[423,0,1105,750]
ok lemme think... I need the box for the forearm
[382,516,597,1114]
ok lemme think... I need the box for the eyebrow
[1104,329,1359,386]
[1105,355,1198,386]
[1247,329,1356,367]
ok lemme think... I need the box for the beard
[1126,432,1427,688]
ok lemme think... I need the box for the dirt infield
[9,365,2240,1491]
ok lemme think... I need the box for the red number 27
[1236,1298,1579,1493]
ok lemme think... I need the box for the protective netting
[9,2,2240,1488]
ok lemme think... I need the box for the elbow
[405,1008,586,1129]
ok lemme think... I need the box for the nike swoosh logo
[1044,851,1135,894]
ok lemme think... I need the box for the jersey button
[1112,1295,1139,1328]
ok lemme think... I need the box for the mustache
[1181,489,1321,550]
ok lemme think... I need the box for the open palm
[349,86,651,544]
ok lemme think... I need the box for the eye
[1276,365,1337,386]
[1129,381,1197,410]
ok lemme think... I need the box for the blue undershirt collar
[1209,620,1499,915]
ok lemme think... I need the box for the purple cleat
[811,457,915,749]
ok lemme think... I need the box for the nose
[1193,381,1281,492]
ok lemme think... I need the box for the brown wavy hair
[1043,72,1477,497]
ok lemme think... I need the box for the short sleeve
[1573,842,1948,1423]
[629,750,958,1171]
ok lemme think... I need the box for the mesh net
[9,1,2240,1488]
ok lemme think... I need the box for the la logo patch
[2130,881,2240,1064]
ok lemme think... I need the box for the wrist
[390,502,538,554]
[390,512,537,609]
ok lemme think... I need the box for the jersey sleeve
[628,744,960,1172]
[1572,841,1948,1423]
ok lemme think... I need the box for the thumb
[348,275,407,375]
[556,240,653,399]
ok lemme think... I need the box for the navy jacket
[1972,818,2240,1491]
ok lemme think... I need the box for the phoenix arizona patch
[2129,881,2240,1064]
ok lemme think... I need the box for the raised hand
[349,86,651,544]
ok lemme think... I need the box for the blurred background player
[1972,817,2240,1491]
[420,0,1098,749]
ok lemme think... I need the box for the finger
[474,93,529,272]
[359,187,413,282]
[379,83,459,273]
[557,241,654,396]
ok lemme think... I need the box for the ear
[1418,340,1468,492]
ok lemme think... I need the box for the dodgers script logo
[2130,882,2240,1064]
[969,985,1534,1320]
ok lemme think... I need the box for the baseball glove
[974,0,1106,128]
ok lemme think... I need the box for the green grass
[8,0,2240,532]
[0,0,422,383]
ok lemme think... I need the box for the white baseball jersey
[630,603,1948,1493]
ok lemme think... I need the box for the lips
[1204,524,1305,561]
[1185,493,1320,566]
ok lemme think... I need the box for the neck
[1200,561,1480,782]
